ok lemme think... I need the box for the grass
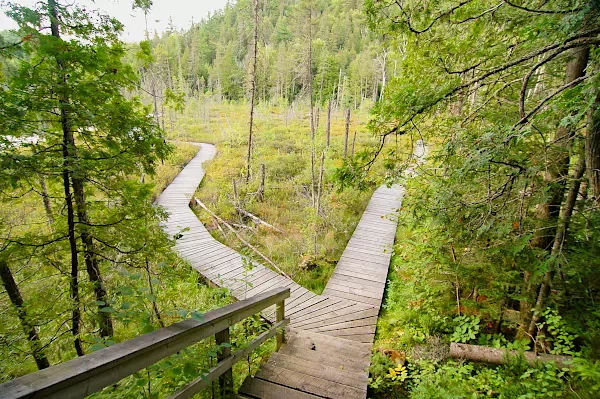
[165,98,391,293]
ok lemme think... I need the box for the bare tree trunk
[0,260,50,369]
[246,0,259,184]
[326,100,331,149]
[151,73,160,126]
[351,130,357,157]
[319,68,324,105]
[378,49,388,102]
[316,150,325,214]
[336,68,342,109]
[258,163,265,201]
[160,98,166,131]
[308,7,316,207]
[344,108,351,158]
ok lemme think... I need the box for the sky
[0,0,229,42]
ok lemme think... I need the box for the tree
[1,0,171,351]
[360,0,600,342]
[246,0,259,183]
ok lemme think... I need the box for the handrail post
[215,327,233,399]
[276,299,285,350]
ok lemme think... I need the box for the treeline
[128,0,399,108]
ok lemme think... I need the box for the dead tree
[326,100,331,149]
[245,0,259,183]
[344,108,351,158]
[258,163,265,201]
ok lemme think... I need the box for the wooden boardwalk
[157,143,404,399]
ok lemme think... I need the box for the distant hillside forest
[127,0,396,107]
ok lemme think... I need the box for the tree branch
[504,0,583,14]
[516,75,588,125]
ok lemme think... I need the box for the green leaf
[191,311,203,320]
[89,343,106,352]
[146,294,157,302]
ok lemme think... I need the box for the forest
[0,0,599,398]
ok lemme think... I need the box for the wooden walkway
[157,144,404,399]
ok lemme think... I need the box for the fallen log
[235,206,284,233]
[194,198,292,280]
[450,343,573,369]
[231,223,255,231]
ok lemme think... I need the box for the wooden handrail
[0,287,290,399]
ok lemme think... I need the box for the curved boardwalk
[157,143,404,399]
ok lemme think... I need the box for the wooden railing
[0,287,290,399]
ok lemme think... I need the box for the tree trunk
[39,175,55,228]
[319,68,324,105]
[151,72,159,127]
[344,108,351,158]
[258,163,265,201]
[528,140,586,336]
[586,92,600,207]
[316,150,325,215]
[351,130,357,157]
[450,343,572,369]
[49,0,84,357]
[336,68,342,109]
[62,142,84,357]
[0,260,50,370]
[531,46,589,250]
[308,7,316,208]
[326,100,331,149]
[145,258,165,328]
[379,49,388,102]
[454,73,466,115]
[246,0,259,184]
[49,0,113,339]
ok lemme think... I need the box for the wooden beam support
[216,328,233,398]
[276,300,286,350]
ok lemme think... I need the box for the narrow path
[157,143,404,398]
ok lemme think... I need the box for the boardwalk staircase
[235,328,371,399]
[0,143,412,399]
[156,144,404,398]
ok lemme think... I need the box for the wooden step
[278,329,371,374]
[253,363,366,399]
[268,352,368,388]
[238,377,321,398]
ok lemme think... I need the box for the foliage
[450,315,481,344]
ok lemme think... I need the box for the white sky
[0,0,229,42]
